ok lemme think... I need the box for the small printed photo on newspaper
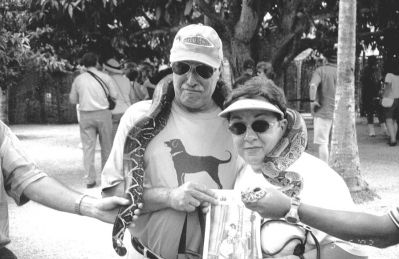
[202,189,262,259]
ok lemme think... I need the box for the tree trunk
[330,0,378,203]
[0,88,9,125]
[221,58,234,89]
[228,39,252,77]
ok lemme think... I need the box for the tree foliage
[0,0,33,91]
[23,0,398,77]
[3,0,399,78]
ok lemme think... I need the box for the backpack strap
[87,70,110,98]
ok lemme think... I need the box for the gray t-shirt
[310,63,337,120]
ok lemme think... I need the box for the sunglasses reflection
[172,62,215,79]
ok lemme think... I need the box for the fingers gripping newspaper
[203,190,262,259]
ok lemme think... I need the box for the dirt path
[6,122,399,258]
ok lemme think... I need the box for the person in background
[239,185,399,249]
[103,58,136,139]
[125,64,150,103]
[256,61,276,81]
[69,52,117,188]
[309,48,337,163]
[220,77,367,258]
[101,24,240,259]
[138,62,156,99]
[361,56,387,137]
[0,120,131,258]
[234,58,255,88]
[383,60,399,146]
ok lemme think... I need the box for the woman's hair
[223,76,287,120]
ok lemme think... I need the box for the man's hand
[310,101,321,115]
[85,196,142,224]
[242,187,291,219]
[168,182,218,212]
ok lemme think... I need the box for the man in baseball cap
[168,23,224,112]
[102,24,240,258]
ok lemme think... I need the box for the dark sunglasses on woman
[228,120,278,135]
[171,62,216,79]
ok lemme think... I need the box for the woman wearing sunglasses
[219,76,367,259]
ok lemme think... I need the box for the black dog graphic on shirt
[164,139,231,189]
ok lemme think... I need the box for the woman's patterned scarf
[260,108,307,197]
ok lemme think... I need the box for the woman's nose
[243,126,258,141]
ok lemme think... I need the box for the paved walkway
[6,122,399,259]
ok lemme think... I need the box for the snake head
[241,187,267,203]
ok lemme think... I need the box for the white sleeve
[101,101,151,192]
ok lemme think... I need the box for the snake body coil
[112,77,174,256]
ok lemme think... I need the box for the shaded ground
[6,122,399,259]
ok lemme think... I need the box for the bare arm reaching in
[23,176,130,223]
[243,186,399,248]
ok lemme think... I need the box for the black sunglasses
[172,62,215,79]
[228,120,278,135]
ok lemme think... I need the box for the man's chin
[179,95,204,109]
[181,100,200,110]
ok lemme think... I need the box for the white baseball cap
[218,98,284,118]
[170,24,223,68]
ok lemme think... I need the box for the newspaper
[202,190,262,259]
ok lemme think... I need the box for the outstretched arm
[243,187,399,248]
[299,204,399,248]
[23,176,130,223]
